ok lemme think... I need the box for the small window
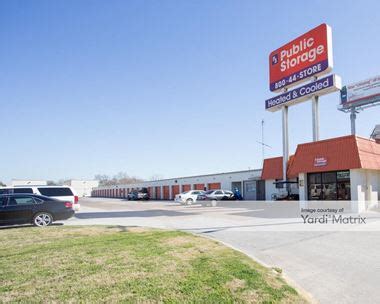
[13,188,33,194]
[9,196,35,206]
[38,187,73,197]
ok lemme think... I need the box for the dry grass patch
[226,278,247,291]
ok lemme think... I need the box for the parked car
[174,190,205,205]
[198,189,235,201]
[127,188,150,200]
[0,186,80,211]
[197,189,236,207]
[0,194,75,227]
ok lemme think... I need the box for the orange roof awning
[262,135,380,180]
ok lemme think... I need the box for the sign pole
[282,105,289,182]
[312,77,320,142]
[350,107,356,135]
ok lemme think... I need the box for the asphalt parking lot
[68,198,380,304]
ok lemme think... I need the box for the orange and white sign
[269,24,333,92]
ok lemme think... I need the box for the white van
[0,186,80,211]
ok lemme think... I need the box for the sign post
[312,95,319,141]
[266,23,338,184]
[282,106,289,183]
[350,107,356,135]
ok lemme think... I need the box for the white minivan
[0,186,80,211]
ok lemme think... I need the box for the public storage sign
[265,74,341,111]
[269,23,333,92]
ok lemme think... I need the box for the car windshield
[204,190,214,194]
[182,191,189,194]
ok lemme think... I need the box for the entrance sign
[340,75,380,108]
[265,74,341,112]
[266,24,337,185]
[269,23,333,92]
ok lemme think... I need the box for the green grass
[0,226,306,303]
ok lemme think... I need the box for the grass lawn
[0,226,306,303]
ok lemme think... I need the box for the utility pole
[257,119,271,164]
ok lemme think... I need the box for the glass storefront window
[337,181,350,200]
[323,183,337,200]
[308,173,321,184]
[322,172,336,183]
[308,183,322,200]
[307,171,351,200]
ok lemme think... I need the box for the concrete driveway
[67,198,380,304]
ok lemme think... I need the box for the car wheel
[186,198,194,205]
[33,212,53,227]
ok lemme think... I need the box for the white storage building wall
[92,169,262,200]
[66,180,100,197]
[11,180,47,187]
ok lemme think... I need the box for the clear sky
[1,0,379,183]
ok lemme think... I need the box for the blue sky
[1,0,379,183]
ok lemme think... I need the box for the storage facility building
[92,169,264,200]
[261,135,380,202]
[92,135,380,204]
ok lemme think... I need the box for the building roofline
[295,135,355,147]
[148,169,261,182]
[11,179,47,181]
[94,168,262,189]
